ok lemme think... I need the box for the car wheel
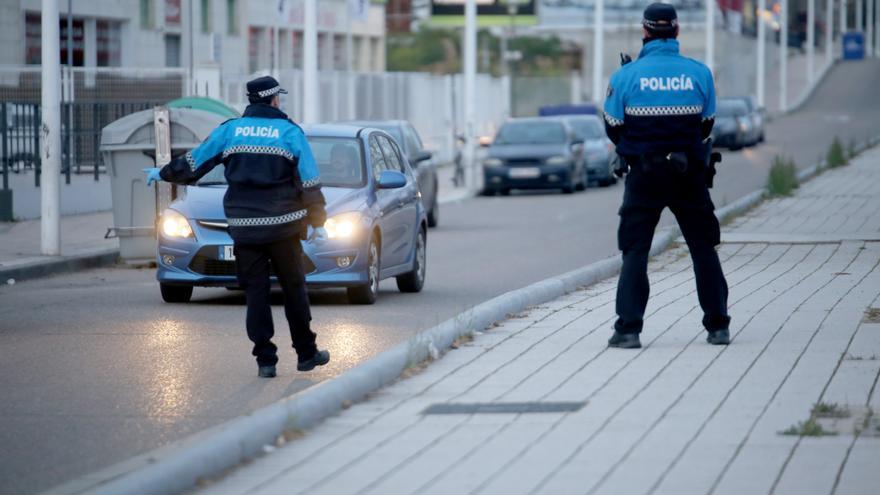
[427,197,439,228]
[562,178,575,194]
[347,236,380,305]
[396,228,426,293]
[160,284,193,303]
[480,188,496,196]
[499,188,511,196]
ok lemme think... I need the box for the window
[309,138,365,188]
[96,20,122,67]
[369,136,387,179]
[226,0,238,35]
[201,0,212,34]
[377,136,404,173]
[404,125,423,157]
[140,0,154,29]
[165,34,181,67]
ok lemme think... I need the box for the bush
[767,155,799,197]
[827,137,848,168]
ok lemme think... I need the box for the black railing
[1,101,159,189]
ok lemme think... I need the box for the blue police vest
[603,39,716,157]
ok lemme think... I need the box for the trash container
[843,32,865,60]
[100,107,227,261]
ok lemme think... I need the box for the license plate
[508,167,541,179]
[220,245,235,261]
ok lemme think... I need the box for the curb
[0,248,119,283]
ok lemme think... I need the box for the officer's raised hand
[310,226,328,242]
[142,168,162,186]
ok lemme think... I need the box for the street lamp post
[780,0,788,112]
[303,0,318,124]
[868,0,875,56]
[593,0,604,103]
[463,0,477,191]
[807,0,815,82]
[41,0,62,255]
[826,0,834,64]
[706,0,715,73]
[757,0,766,107]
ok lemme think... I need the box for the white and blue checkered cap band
[256,85,282,98]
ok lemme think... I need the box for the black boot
[258,365,277,378]
[608,332,642,349]
[706,329,730,345]
[297,349,331,371]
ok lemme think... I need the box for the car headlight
[483,158,503,167]
[325,212,362,240]
[545,156,569,166]
[160,209,194,239]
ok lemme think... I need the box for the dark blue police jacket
[603,39,716,157]
[160,103,326,244]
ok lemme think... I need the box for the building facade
[0,0,387,75]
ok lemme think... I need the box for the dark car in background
[342,120,439,227]
[481,117,586,195]
[712,98,754,150]
[729,95,765,144]
[558,115,617,187]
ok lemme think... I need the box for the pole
[303,0,318,123]
[841,0,848,34]
[41,0,62,255]
[706,0,715,73]
[463,0,477,191]
[827,0,834,64]
[757,0,767,107]
[592,0,604,103]
[273,1,280,76]
[345,2,355,119]
[188,0,195,95]
[780,0,788,112]
[857,0,863,31]
[868,0,875,56]
[807,0,815,82]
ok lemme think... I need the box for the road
[2,60,879,495]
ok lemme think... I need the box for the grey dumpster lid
[100,107,230,149]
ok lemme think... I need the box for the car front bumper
[483,164,573,190]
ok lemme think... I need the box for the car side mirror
[377,170,407,189]
[413,150,433,164]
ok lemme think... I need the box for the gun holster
[703,138,722,188]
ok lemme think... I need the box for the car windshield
[495,121,567,145]
[567,118,604,140]
[717,100,749,118]
[196,137,365,188]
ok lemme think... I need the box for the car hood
[487,143,569,160]
[171,185,368,220]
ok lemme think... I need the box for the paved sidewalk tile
[200,150,880,494]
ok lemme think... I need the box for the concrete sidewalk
[199,148,880,494]
[0,211,118,281]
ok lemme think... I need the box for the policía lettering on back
[639,75,694,92]
[234,126,280,138]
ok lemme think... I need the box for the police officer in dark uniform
[604,3,731,349]
[144,76,331,377]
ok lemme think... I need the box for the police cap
[642,2,678,37]
[246,75,288,100]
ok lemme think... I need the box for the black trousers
[234,236,318,366]
[615,166,731,335]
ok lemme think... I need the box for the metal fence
[0,66,187,191]
[223,70,512,164]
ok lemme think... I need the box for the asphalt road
[2,60,879,495]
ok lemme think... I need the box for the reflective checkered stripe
[222,145,296,162]
[257,86,282,98]
[185,151,197,171]
[227,209,308,227]
[604,113,624,127]
[302,177,321,188]
[624,105,703,117]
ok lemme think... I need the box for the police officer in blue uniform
[604,3,731,349]
[144,76,331,377]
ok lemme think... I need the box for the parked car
[481,117,586,195]
[156,124,427,305]
[712,98,753,150]
[340,120,439,227]
[728,95,766,144]
[557,115,617,187]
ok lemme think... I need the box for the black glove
[620,53,632,66]
[612,154,629,178]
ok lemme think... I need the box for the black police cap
[246,75,288,99]
[642,2,678,32]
